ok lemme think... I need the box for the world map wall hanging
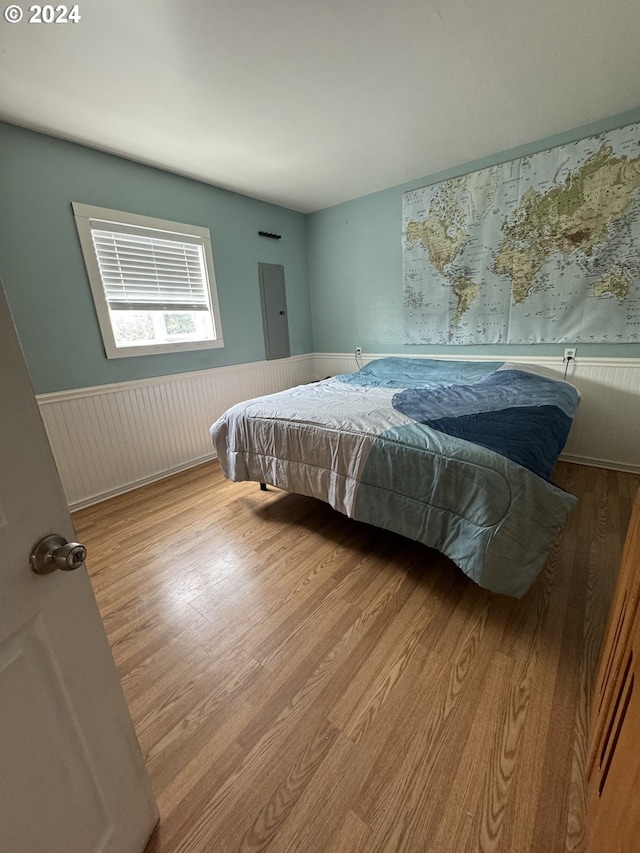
[402,122,640,344]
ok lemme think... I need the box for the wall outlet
[355,347,362,359]
[564,348,576,362]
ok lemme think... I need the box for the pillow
[343,357,503,388]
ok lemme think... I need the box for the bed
[210,357,580,597]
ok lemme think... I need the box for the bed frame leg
[259,482,267,491]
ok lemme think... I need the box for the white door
[0,283,158,853]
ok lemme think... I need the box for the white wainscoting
[37,352,639,510]
[37,355,315,509]
[315,353,640,474]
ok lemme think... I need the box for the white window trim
[72,203,224,358]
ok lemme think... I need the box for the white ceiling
[1,0,639,213]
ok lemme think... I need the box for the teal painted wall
[308,108,640,360]
[3,111,640,397]
[0,122,312,393]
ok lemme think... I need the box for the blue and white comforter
[210,358,580,597]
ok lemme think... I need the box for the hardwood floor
[73,461,639,853]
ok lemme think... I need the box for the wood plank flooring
[73,461,639,853]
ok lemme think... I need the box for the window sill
[104,337,225,359]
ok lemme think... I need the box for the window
[72,203,223,358]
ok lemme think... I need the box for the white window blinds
[90,223,211,312]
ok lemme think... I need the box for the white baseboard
[559,454,639,475]
[38,351,639,510]
[68,452,218,511]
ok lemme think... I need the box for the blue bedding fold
[338,357,503,389]
[392,368,580,480]
[417,406,572,480]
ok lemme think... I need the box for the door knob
[30,534,88,574]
